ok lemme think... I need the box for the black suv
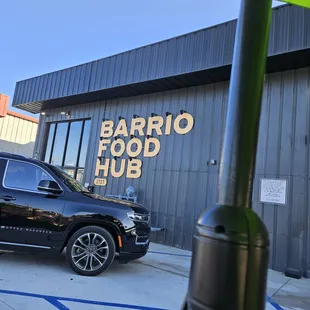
[0,152,150,276]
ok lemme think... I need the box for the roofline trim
[6,111,39,124]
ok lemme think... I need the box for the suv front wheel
[66,226,116,276]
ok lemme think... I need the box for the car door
[0,158,65,249]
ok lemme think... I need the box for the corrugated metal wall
[254,68,310,278]
[35,67,310,277]
[0,114,38,157]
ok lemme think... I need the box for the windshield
[47,164,89,193]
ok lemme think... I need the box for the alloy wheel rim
[71,233,109,272]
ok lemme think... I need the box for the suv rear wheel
[66,226,116,276]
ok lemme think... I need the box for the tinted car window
[47,164,88,193]
[4,160,53,192]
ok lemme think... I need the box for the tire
[66,226,116,276]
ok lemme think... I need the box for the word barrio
[94,112,194,186]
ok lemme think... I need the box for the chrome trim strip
[0,241,51,249]
[2,159,64,195]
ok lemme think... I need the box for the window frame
[44,118,91,182]
[2,159,63,195]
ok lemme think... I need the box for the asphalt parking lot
[0,243,301,310]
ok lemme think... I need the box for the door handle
[0,195,16,202]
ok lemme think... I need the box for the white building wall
[0,113,38,157]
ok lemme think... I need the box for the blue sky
[0,0,282,116]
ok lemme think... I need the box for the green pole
[183,0,272,309]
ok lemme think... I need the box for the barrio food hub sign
[94,111,194,186]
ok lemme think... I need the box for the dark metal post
[183,0,272,309]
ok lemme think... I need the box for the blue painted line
[266,296,284,310]
[45,297,70,310]
[0,289,168,310]
[148,250,192,258]
[269,300,284,310]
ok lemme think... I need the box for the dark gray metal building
[12,4,310,278]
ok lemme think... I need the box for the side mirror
[38,180,62,195]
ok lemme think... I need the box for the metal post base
[184,205,269,310]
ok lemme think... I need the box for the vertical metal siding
[133,48,143,83]
[57,70,66,98]
[253,68,310,277]
[99,58,109,90]
[53,71,61,98]
[223,20,237,65]
[113,54,123,87]
[12,82,19,107]
[88,61,98,92]
[0,115,38,157]
[31,77,38,104]
[119,53,129,86]
[306,9,310,47]
[93,60,103,91]
[0,115,10,141]
[36,76,43,101]
[34,67,310,277]
[106,56,116,89]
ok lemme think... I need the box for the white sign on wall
[260,178,288,205]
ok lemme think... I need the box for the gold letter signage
[94,111,194,186]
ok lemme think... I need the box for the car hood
[80,192,149,214]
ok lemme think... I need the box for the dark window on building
[44,119,91,184]
[64,121,83,167]
[78,120,91,168]
[51,122,68,166]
